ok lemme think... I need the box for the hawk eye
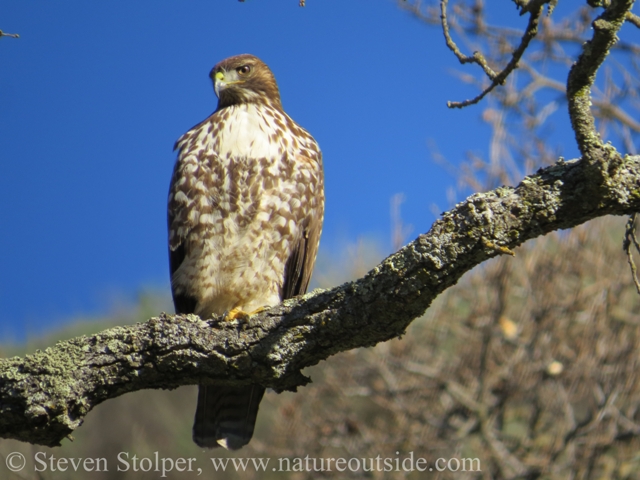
[237,65,252,76]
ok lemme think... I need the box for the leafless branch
[0,30,20,39]
[566,0,634,164]
[626,10,640,27]
[441,0,547,108]
[623,213,640,294]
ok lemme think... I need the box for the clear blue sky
[0,1,573,339]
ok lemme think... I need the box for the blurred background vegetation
[2,1,640,479]
[3,217,639,480]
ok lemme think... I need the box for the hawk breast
[168,102,324,318]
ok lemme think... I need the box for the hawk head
[210,54,282,110]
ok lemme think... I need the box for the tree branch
[0,30,20,39]
[566,0,634,164]
[442,0,547,108]
[626,10,640,28]
[2,150,640,447]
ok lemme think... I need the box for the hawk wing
[281,153,324,301]
[168,243,196,314]
[167,138,205,315]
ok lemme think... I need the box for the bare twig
[442,0,546,108]
[390,193,413,251]
[623,213,640,294]
[626,10,640,27]
[440,0,497,80]
[0,30,20,39]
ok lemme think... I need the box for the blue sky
[0,1,575,339]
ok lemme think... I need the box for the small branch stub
[0,30,20,39]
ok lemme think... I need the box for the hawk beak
[213,71,242,98]
[214,71,225,98]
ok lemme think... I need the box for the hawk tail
[192,384,265,450]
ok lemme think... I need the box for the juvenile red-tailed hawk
[168,54,324,450]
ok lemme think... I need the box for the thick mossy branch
[2,152,640,448]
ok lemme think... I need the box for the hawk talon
[223,306,268,322]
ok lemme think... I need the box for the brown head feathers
[210,54,282,110]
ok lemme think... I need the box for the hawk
[168,54,324,450]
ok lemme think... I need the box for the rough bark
[1,0,638,449]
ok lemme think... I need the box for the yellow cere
[215,72,225,81]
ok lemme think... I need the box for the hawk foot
[223,306,268,322]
